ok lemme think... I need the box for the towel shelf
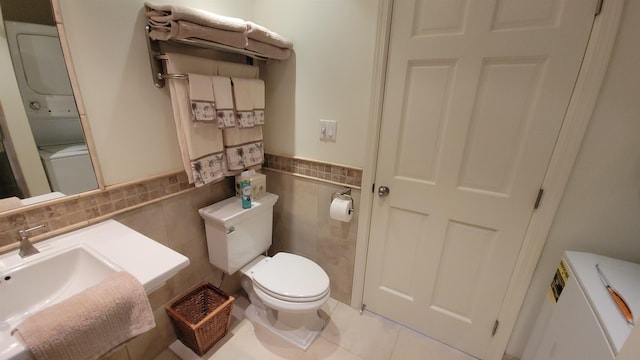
[145,26,270,88]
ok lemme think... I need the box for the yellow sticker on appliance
[549,259,570,303]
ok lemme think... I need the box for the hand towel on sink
[13,271,155,360]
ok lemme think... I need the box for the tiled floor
[154,296,477,360]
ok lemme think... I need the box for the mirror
[0,0,98,211]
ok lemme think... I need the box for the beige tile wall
[101,178,240,360]
[1,153,362,358]
[0,172,192,249]
[266,169,360,304]
[100,168,361,358]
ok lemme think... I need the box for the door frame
[352,0,625,359]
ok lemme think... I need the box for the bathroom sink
[0,246,120,327]
[0,220,190,360]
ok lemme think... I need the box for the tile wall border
[0,171,193,251]
[0,154,362,252]
[263,153,363,189]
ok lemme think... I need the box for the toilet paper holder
[331,188,354,214]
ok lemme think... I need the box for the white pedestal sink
[0,220,190,360]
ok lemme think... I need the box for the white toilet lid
[252,253,330,302]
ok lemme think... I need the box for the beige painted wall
[59,0,378,184]
[57,0,254,186]
[506,1,640,356]
[240,0,378,168]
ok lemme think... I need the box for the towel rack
[145,26,270,88]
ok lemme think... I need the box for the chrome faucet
[17,224,45,258]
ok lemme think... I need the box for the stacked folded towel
[144,3,292,60]
[145,3,248,49]
[246,21,293,60]
[13,272,154,360]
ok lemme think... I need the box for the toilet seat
[250,253,330,303]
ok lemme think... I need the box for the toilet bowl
[198,193,330,349]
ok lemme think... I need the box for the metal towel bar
[145,25,270,88]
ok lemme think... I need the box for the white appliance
[522,251,640,360]
[39,143,97,195]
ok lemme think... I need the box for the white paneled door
[363,0,598,358]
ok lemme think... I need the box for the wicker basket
[166,282,235,355]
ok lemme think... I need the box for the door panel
[364,0,597,357]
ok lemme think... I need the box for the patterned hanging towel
[254,79,265,125]
[191,152,226,186]
[231,77,255,128]
[222,126,264,174]
[188,74,216,122]
[225,141,264,171]
[211,76,236,128]
[164,53,226,186]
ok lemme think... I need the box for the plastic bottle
[240,170,253,209]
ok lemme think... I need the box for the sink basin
[0,246,120,328]
[0,220,190,360]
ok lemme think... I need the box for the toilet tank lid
[199,192,279,227]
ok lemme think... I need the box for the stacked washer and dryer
[5,21,97,196]
[523,251,640,360]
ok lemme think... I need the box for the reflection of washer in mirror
[1,16,98,198]
[38,144,98,195]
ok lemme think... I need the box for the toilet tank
[198,192,279,274]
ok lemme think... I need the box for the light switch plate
[320,119,337,142]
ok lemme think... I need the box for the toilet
[198,192,330,349]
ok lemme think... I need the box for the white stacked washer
[38,144,97,195]
[522,251,640,360]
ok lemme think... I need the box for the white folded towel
[144,3,247,33]
[188,74,216,122]
[246,21,293,49]
[14,272,154,360]
[245,40,292,60]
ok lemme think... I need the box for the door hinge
[595,0,604,16]
[534,188,544,210]
[491,320,499,337]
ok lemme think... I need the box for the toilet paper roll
[330,197,353,222]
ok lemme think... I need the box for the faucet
[17,224,45,258]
